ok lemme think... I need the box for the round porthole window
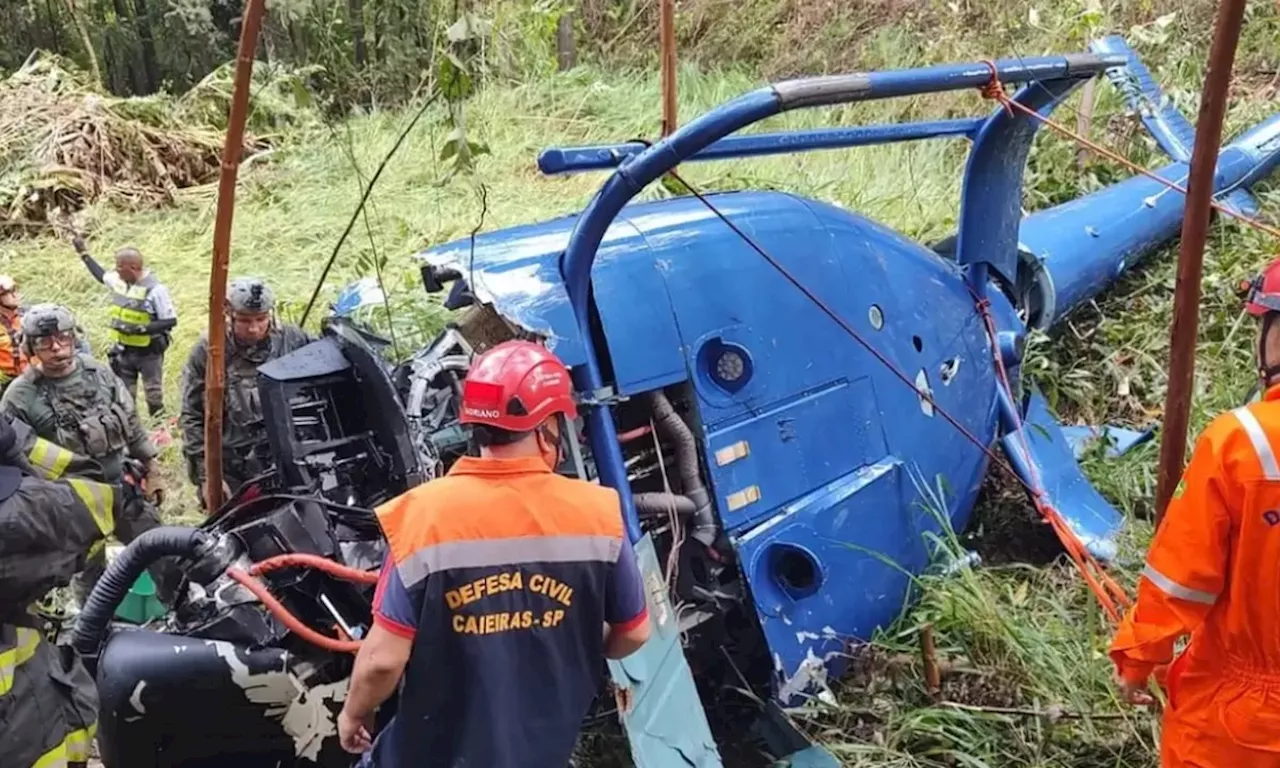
[868,304,884,330]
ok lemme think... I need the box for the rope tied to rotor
[976,59,1280,241]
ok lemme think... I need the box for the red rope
[971,290,1132,621]
[978,60,1280,240]
[961,57,1280,619]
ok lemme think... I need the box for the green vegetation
[6,0,1280,765]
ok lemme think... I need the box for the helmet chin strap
[1259,313,1280,386]
[536,416,567,469]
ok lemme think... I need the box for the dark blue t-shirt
[366,457,648,768]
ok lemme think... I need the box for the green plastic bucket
[114,570,166,624]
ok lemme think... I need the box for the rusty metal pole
[1154,0,1247,526]
[205,0,266,512]
[659,0,676,136]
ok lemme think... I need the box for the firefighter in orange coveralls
[1109,256,1280,767]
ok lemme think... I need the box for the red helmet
[1245,258,1280,316]
[459,340,577,433]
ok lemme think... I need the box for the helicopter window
[912,335,924,353]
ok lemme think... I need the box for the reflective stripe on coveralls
[27,437,74,480]
[30,724,96,768]
[65,476,114,560]
[1109,387,1280,767]
[0,474,114,768]
[0,625,98,768]
[65,477,115,536]
[106,272,156,348]
[1232,406,1280,479]
[0,626,40,695]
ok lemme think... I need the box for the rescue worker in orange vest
[337,340,652,767]
[0,275,26,391]
[1109,256,1280,767]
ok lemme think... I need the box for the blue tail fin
[1089,35,1260,218]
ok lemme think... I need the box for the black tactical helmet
[227,277,275,314]
[21,303,77,353]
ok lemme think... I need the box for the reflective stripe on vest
[1232,406,1280,480]
[30,723,95,768]
[65,477,114,536]
[396,534,622,590]
[107,272,156,347]
[27,438,73,480]
[0,627,40,696]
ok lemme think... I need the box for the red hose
[249,553,380,585]
[617,425,653,444]
[226,567,362,654]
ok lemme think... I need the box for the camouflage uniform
[1,353,162,604]
[1,354,157,484]
[179,325,312,496]
[0,413,120,768]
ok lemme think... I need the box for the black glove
[72,235,86,254]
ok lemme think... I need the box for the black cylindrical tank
[96,628,356,768]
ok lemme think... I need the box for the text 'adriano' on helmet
[459,340,577,433]
[226,277,276,314]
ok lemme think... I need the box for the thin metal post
[205,0,266,512]
[1154,0,1247,525]
[659,0,676,136]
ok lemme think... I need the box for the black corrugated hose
[72,527,210,662]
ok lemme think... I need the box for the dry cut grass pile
[0,51,262,232]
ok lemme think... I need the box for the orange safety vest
[0,309,26,380]
[1110,383,1280,767]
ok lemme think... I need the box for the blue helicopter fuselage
[331,40,1280,767]
[420,191,1006,678]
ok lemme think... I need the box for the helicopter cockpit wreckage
[72,35,1280,768]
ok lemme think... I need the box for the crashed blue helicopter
[81,35,1280,768]
[333,35,1280,765]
